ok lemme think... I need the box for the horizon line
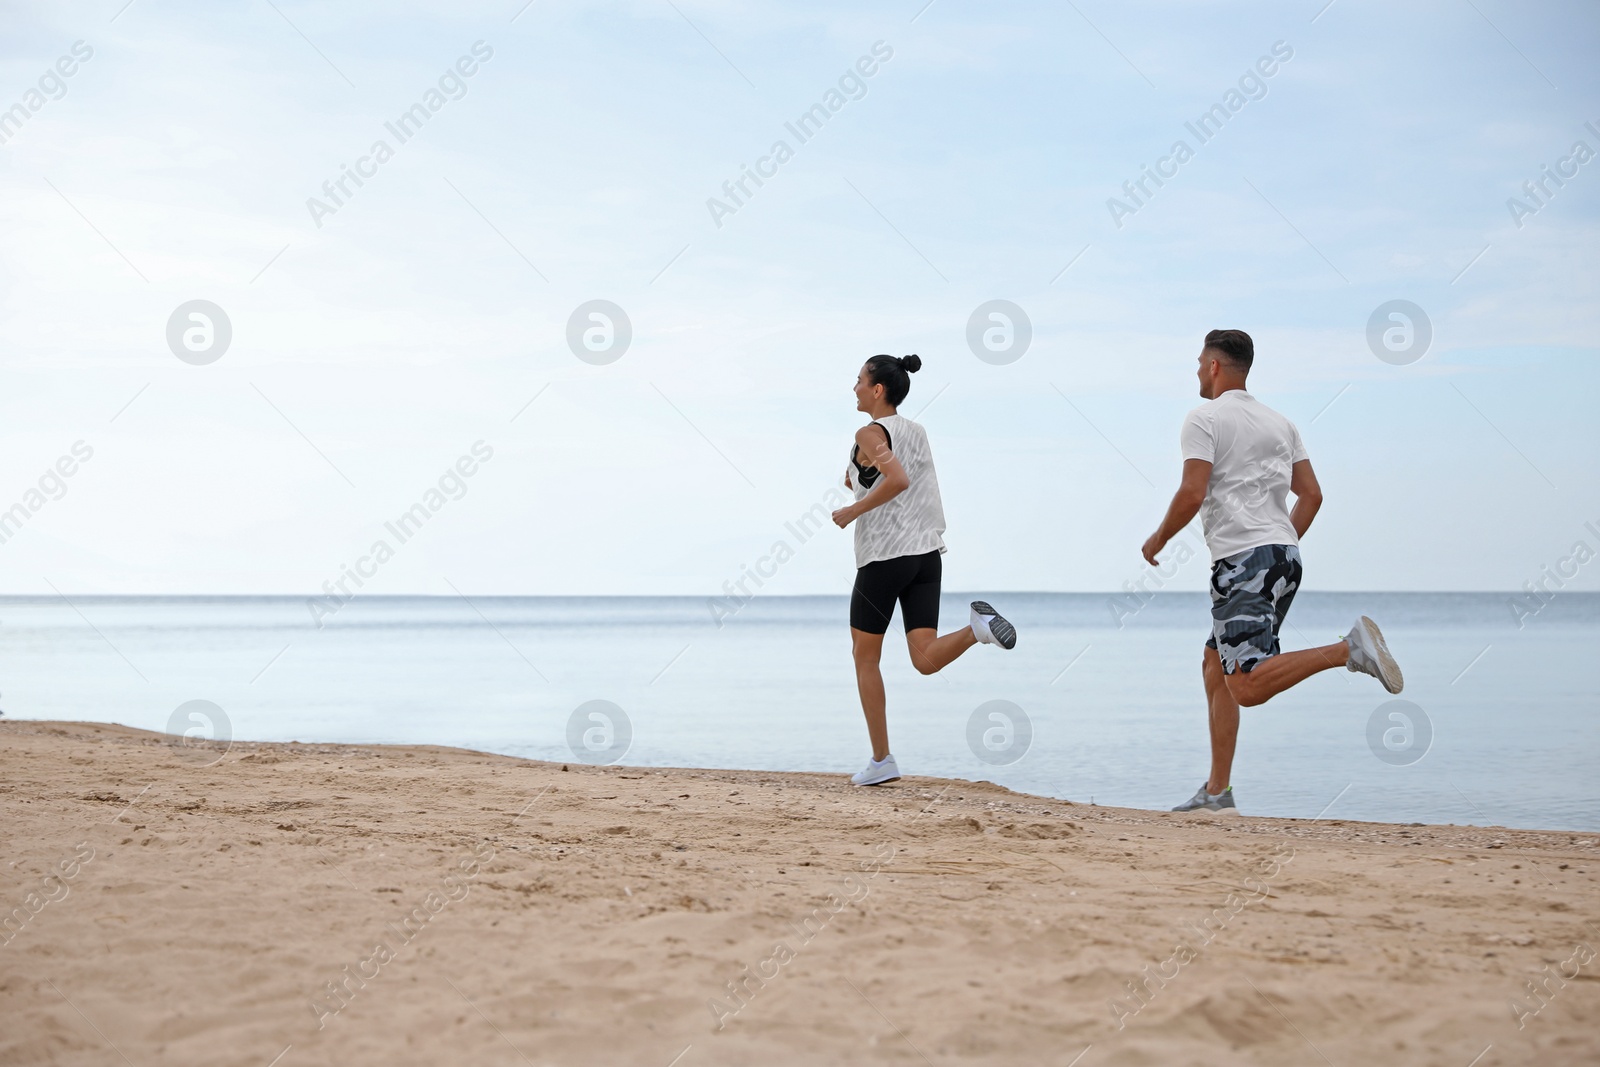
[0,590,1577,599]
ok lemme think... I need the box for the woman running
[832,354,1017,786]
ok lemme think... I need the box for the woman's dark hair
[863,354,922,406]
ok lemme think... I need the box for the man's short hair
[1203,329,1254,373]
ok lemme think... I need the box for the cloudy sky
[1,0,1596,596]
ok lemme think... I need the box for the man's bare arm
[1143,458,1211,564]
[1288,458,1322,539]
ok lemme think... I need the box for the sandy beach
[1,720,1595,1066]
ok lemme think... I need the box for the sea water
[1,592,1594,831]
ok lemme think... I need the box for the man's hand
[832,505,857,529]
[1145,458,1211,566]
[1141,531,1167,566]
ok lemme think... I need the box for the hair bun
[900,354,922,373]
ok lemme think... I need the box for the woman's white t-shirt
[848,413,947,568]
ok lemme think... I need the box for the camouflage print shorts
[1204,544,1303,675]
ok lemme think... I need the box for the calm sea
[2,592,1594,831]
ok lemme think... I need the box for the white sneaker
[1345,615,1403,694]
[969,601,1017,650]
[850,754,901,786]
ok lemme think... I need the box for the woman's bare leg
[905,625,978,676]
[851,627,890,760]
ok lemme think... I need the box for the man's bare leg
[1223,640,1349,708]
[1203,646,1239,795]
[851,628,891,761]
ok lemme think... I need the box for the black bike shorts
[850,550,942,635]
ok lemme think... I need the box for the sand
[1,720,1596,1066]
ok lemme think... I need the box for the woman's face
[854,365,880,412]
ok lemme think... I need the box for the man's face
[1197,348,1217,399]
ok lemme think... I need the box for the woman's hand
[841,424,909,529]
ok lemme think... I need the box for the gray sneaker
[1345,615,1403,694]
[1171,783,1238,814]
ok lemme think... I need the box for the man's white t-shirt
[1180,390,1308,561]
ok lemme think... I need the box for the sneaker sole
[1359,616,1404,694]
[852,774,901,787]
[970,601,1017,650]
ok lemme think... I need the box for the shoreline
[2,715,1591,836]
[3,720,1596,1065]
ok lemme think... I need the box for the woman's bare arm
[833,424,909,528]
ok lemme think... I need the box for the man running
[1141,329,1403,815]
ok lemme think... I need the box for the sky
[0,0,1597,597]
